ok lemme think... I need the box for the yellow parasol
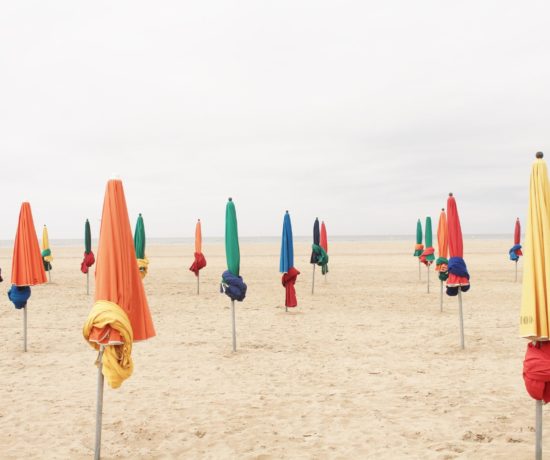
[519,152,550,460]
[42,225,53,282]
[520,152,550,340]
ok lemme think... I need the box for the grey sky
[1,1,548,239]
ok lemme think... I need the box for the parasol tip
[537,151,544,159]
[441,208,445,212]
[198,218,200,222]
[285,210,289,213]
[228,197,232,201]
[449,192,453,197]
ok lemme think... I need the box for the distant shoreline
[0,234,515,248]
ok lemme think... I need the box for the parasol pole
[312,264,316,294]
[87,271,90,295]
[458,289,465,349]
[515,260,518,283]
[440,280,443,312]
[23,305,27,352]
[94,345,105,460]
[418,260,421,280]
[197,273,200,295]
[427,265,430,293]
[231,300,237,352]
[536,398,543,460]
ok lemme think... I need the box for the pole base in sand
[95,346,105,460]
[231,300,236,352]
[536,399,543,460]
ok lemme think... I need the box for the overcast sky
[0,1,548,239]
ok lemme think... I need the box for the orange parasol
[83,179,155,459]
[9,202,47,352]
[189,219,207,294]
[89,179,155,345]
[11,202,47,287]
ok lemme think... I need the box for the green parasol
[134,213,148,278]
[225,199,240,276]
[85,219,92,254]
[414,219,423,256]
[425,217,435,263]
[134,214,146,260]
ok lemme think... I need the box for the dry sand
[0,239,540,459]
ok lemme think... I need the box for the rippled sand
[0,239,537,459]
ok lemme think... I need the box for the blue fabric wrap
[509,244,522,261]
[220,270,247,301]
[448,257,470,279]
[446,285,470,296]
[8,285,31,309]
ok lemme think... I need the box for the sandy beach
[0,239,538,459]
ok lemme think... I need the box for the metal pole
[23,306,27,352]
[312,265,316,295]
[458,289,465,349]
[197,273,200,295]
[94,346,105,460]
[427,265,430,294]
[418,261,421,281]
[48,269,51,283]
[516,260,518,283]
[536,399,543,460]
[440,280,443,312]
[87,271,90,295]
[231,300,236,352]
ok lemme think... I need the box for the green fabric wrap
[436,257,449,281]
[41,248,51,258]
[312,244,329,275]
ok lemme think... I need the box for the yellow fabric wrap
[520,158,550,340]
[83,300,134,389]
[137,257,149,279]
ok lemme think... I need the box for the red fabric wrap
[419,247,435,265]
[189,252,207,276]
[81,251,95,274]
[524,342,550,402]
[447,273,469,287]
[282,266,300,308]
